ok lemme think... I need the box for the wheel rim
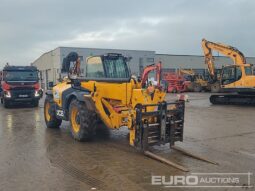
[45,102,51,121]
[71,107,80,133]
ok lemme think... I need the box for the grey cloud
[0,0,255,67]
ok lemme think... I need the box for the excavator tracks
[210,94,255,105]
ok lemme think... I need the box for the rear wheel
[44,95,62,128]
[69,99,97,141]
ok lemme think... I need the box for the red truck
[0,65,42,108]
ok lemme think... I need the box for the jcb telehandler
[44,53,216,171]
[44,53,184,148]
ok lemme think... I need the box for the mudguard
[69,90,96,111]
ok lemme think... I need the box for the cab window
[86,57,105,78]
[245,66,253,76]
[103,56,129,78]
[221,66,242,85]
[86,55,130,79]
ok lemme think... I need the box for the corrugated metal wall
[155,54,255,70]
[33,48,255,90]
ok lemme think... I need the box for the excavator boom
[202,39,247,80]
[141,62,162,88]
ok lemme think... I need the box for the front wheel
[44,95,62,128]
[69,99,97,141]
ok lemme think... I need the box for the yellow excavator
[178,69,209,92]
[202,39,255,105]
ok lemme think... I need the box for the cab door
[221,66,242,88]
[85,54,132,105]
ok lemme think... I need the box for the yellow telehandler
[44,52,217,171]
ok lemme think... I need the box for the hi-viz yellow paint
[48,53,183,148]
[202,39,255,90]
[52,81,71,107]
[78,79,166,146]
[50,75,167,146]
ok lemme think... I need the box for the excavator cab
[221,65,242,85]
[220,64,254,87]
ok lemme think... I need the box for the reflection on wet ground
[0,93,254,190]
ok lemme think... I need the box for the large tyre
[193,83,202,92]
[69,99,97,141]
[44,95,62,128]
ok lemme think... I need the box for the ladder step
[148,132,159,136]
[148,135,159,139]
[148,123,160,127]
[148,139,159,144]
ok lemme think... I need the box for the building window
[147,58,154,63]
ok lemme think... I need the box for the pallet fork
[135,101,218,172]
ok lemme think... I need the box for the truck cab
[0,65,42,108]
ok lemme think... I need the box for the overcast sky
[0,0,255,67]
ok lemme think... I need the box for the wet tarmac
[0,93,254,191]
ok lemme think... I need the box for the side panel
[81,81,132,105]
[52,82,71,107]
[223,76,255,89]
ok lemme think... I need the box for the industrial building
[32,47,255,90]
[155,54,255,74]
[32,47,155,90]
